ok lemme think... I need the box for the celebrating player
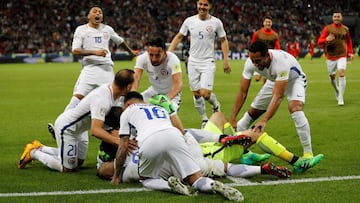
[229,41,320,159]
[18,69,134,172]
[112,91,243,202]
[317,11,354,106]
[168,0,230,128]
[132,37,184,133]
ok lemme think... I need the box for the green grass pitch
[0,57,359,202]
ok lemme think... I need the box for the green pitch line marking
[1,175,360,197]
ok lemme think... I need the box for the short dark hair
[124,91,144,104]
[249,41,268,56]
[104,106,123,130]
[263,16,272,21]
[147,37,166,50]
[114,69,134,88]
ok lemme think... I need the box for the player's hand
[348,54,354,61]
[252,122,266,133]
[149,94,175,115]
[229,118,237,130]
[94,49,108,57]
[127,138,138,155]
[130,49,139,56]
[223,61,231,74]
[326,34,335,42]
[111,175,121,185]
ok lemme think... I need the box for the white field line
[1,175,360,197]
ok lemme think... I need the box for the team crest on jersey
[160,68,169,77]
[206,26,213,33]
[103,32,110,40]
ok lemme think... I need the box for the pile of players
[20,1,356,201]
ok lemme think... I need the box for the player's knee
[288,101,304,113]
[200,90,211,100]
[193,91,201,98]
[247,108,264,119]
[74,94,85,100]
[338,69,345,77]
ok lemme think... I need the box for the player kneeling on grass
[111,91,244,202]
[97,108,291,180]
[17,69,135,172]
[151,94,324,173]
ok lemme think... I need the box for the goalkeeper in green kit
[150,94,324,173]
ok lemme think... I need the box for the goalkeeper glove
[149,94,175,115]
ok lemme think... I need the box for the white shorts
[54,116,89,169]
[141,87,182,112]
[138,128,200,180]
[183,132,225,178]
[250,80,274,110]
[326,57,347,75]
[251,78,306,110]
[73,63,114,96]
[187,60,216,91]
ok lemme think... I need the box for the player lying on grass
[149,94,271,166]
[151,94,324,173]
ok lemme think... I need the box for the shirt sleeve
[168,53,182,75]
[346,31,353,55]
[119,109,130,135]
[250,32,258,44]
[134,53,147,70]
[179,18,190,36]
[72,26,83,51]
[242,58,255,79]
[317,26,329,47]
[108,26,124,45]
[216,19,226,38]
[90,97,111,121]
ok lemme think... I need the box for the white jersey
[243,49,306,82]
[72,23,124,66]
[119,103,173,145]
[55,84,121,135]
[135,51,181,93]
[179,15,226,62]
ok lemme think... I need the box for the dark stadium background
[1,0,359,62]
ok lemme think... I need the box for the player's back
[120,103,174,143]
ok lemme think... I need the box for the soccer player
[229,41,318,159]
[17,69,134,172]
[112,91,243,202]
[47,5,137,139]
[251,16,281,50]
[168,0,231,128]
[190,112,323,173]
[66,6,137,110]
[97,101,290,180]
[131,37,184,133]
[317,11,354,106]
[251,16,281,83]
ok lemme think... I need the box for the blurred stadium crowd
[1,0,359,55]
